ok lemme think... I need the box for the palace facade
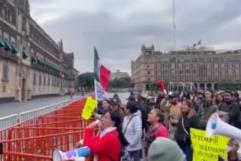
[132,45,241,91]
[0,0,79,102]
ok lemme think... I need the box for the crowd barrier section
[0,96,93,161]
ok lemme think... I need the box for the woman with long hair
[175,99,201,161]
[122,101,142,161]
[83,111,128,161]
[215,93,224,107]
[145,108,169,154]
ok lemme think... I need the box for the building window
[0,2,3,18]
[33,73,36,85]
[2,63,9,82]
[39,74,42,85]
[52,77,55,86]
[2,85,6,93]
[48,75,51,86]
[56,78,58,87]
[43,75,46,85]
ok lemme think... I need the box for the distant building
[131,45,241,91]
[0,0,79,102]
[110,69,129,80]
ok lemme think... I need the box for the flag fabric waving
[94,80,111,101]
[100,65,111,90]
[94,47,100,81]
[157,80,165,90]
[193,40,202,48]
[93,47,111,90]
[156,80,167,94]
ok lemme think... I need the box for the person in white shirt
[122,101,142,161]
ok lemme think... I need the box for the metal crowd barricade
[0,95,92,161]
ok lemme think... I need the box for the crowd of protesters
[82,90,241,161]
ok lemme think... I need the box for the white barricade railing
[0,114,19,131]
[0,95,85,131]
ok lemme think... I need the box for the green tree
[149,81,159,91]
[77,72,94,90]
[109,76,133,88]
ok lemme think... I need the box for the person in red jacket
[83,111,128,161]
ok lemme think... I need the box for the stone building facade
[110,69,129,80]
[131,45,241,91]
[0,0,79,102]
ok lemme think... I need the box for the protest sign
[81,96,98,120]
[190,128,229,161]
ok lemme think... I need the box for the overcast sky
[29,0,241,74]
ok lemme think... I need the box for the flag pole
[172,0,176,50]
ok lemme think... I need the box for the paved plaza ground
[0,92,129,118]
[0,95,78,118]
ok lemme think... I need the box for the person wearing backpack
[122,101,142,161]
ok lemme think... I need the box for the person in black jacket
[175,99,201,161]
[219,91,241,128]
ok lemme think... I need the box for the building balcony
[31,60,61,77]
[0,38,18,62]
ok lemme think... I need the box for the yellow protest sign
[81,96,98,120]
[190,128,229,161]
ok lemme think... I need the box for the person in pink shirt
[145,108,170,154]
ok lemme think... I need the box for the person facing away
[147,137,185,161]
[127,91,136,102]
[83,111,129,161]
[122,101,142,161]
[175,99,201,161]
[168,92,182,139]
[112,93,122,106]
[110,102,124,121]
[145,108,169,154]
[169,92,182,125]
[136,95,149,133]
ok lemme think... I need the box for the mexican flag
[94,80,112,100]
[94,47,111,90]
[94,47,100,81]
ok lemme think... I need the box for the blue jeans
[178,143,192,161]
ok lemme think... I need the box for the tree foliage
[109,77,133,89]
[217,82,241,90]
[77,72,94,90]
